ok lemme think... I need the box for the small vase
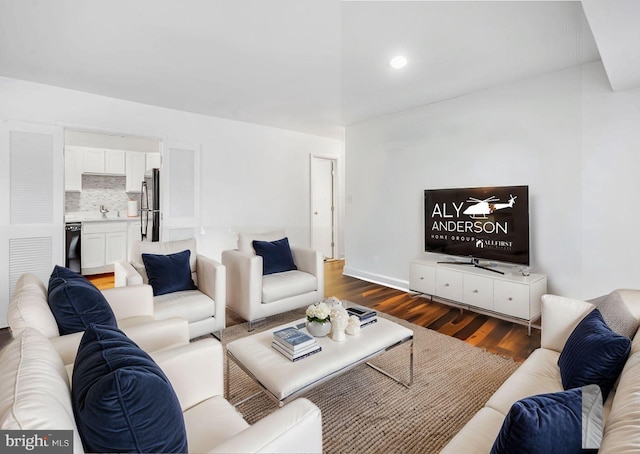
[306,320,331,337]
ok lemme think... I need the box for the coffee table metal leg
[366,337,413,388]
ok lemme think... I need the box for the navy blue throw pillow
[558,309,631,401]
[142,249,197,296]
[252,237,297,275]
[47,265,117,335]
[72,324,188,454]
[491,388,583,454]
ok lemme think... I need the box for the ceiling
[0,1,638,140]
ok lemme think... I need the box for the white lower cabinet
[82,221,128,274]
[81,233,106,270]
[409,259,547,333]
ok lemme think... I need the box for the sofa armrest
[541,294,595,352]
[102,284,154,319]
[196,254,226,328]
[291,247,324,301]
[114,260,143,287]
[50,332,84,365]
[221,249,263,321]
[122,317,189,353]
[50,317,189,366]
[614,289,640,321]
[209,398,322,454]
[151,338,225,412]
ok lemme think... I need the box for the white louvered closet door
[0,121,64,327]
[160,140,201,242]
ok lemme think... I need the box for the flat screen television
[424,185,530,268]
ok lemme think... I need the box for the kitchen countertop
[65,211,141,223]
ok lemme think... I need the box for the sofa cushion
[558,309,631,401]
[154,289,216,323]
[47,265,117,335]
[142,249,197,296]
[262,270,318,303]
[490,385,603,454]
[0,328,84,453]
[253,237,297,275]
[7,273,59,338]
[485,348,563,415]
[72,324,188,453]
[591,291,639,339]
[238,229,286,255]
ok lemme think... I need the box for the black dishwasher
[65,222,82,273]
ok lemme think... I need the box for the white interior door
[160,140,201,241]
[0,121,64,327]
[310,156,336,259]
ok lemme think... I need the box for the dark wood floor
[0,260,540,361]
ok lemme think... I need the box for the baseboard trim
[342,266,409,292]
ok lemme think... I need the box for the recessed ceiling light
[389,56,408,69]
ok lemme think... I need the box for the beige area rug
[220,309,519,454]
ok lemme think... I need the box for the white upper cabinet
[146,152,161,171]
[125,151,146,192]
[83,148,105,173]
[82,148,126,175]
[105,150,126,174]
[64,146,84,192]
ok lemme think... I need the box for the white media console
[409,259,547,335]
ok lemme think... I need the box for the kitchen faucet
[100,205,109,217]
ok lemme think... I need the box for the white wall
[345,61,640,299]
[0,76,345,262]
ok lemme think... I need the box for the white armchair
[222,230,324,330]
[115,238,226,339]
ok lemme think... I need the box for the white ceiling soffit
[581,0,640,92]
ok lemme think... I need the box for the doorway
[310,156,337,260]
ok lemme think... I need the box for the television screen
[424,185,529,266]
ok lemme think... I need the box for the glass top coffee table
[226,315,414,407]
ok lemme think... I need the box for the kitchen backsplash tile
[66,174,140,213]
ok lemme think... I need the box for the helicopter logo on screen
[463,195,517,219]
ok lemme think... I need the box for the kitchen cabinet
[83,149,105,174]
[64,146,84,192]
[126,152,161,192]
[81,221,128,274]
[105,150,126,174]
[146,152,161,171]
[126,152,146,192]
[82,148,126,175]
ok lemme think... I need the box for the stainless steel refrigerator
[140,168,160,242]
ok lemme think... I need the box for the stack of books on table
[346,306,378,327]
[272,326,322,362]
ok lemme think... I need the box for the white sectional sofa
[7,272,189,365]
[441,289,640,453]
[0,327,323,453]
